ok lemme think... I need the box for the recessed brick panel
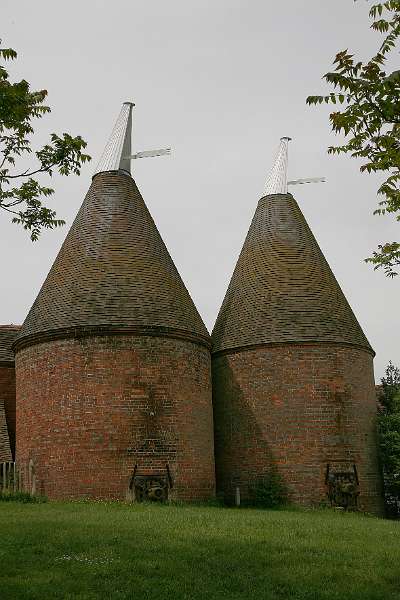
[212,344,383,515]
[16,334,215,501]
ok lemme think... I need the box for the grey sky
[1,0,398,379]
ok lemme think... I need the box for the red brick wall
[16,335,215,501]
[212,344,383,515]
[0,364,16,460]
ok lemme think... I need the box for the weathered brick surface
[16,334,215,501]
[212,344,383,515]
[0,366,16,460]
[0,326,20,460]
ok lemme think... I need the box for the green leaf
[1,39,91,240]
[308,0,400,276]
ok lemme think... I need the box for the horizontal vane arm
[288,177,326,186]
[125,148,171,160]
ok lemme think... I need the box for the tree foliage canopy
[378,360,400,517]
[307,1,400,277]
[0,40,91,240]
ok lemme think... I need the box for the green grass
[0,502,399,600]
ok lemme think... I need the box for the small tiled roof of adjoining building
[0,325,20,363]
[212,193,373,355]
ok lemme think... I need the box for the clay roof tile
[0,325,20,363]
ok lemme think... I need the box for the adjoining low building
[0,325,20,462]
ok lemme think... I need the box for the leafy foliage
[247,470,287,508]
[0,40,91,240]
[377,360,400,517]
[307,1,400,276]
[0,491,47,503]
[380,360,400,411]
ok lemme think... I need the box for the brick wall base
[16,334,215,501]
[212,344,383,515]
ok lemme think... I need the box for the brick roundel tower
[14,103,215,501]
[211,138,383,514]
[0,326,20,462]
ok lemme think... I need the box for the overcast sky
[1,0,399,379]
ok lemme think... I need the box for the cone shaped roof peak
[17,104,208,349]
[212,190,373,355]
[16,172,209,349]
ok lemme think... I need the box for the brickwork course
[0,325,19,462]
[211,192,383,514]
[14,171,215,500]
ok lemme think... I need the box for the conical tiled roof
[15,172,209,349]
[212,192,373,354]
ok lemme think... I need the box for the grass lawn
[0,502,399,600]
